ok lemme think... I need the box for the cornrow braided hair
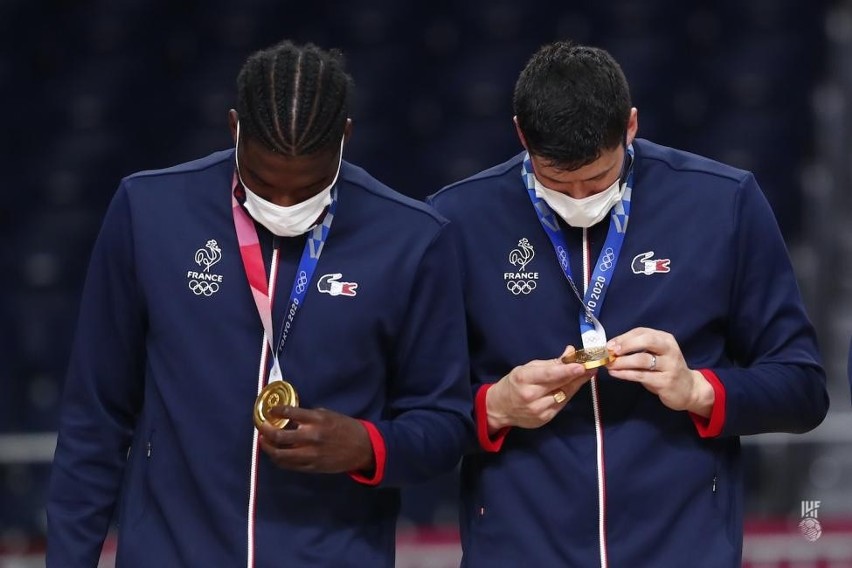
[236,40,353,156]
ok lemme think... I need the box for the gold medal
[253,381,299,430]
[561,347,616,370]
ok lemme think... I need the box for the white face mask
[533,174,625,228]
[235,122,344,237]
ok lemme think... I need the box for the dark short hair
[513,41,631,170]
[236,40,353,155]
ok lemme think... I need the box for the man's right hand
[485,346,594,433]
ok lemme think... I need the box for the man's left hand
[605,327,714,418]
[258,406,375,474]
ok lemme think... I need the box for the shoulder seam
[345,177,448,227]
[639,155,750,184]
[433,160,520,200]
[124,152,231,182]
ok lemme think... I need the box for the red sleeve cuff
[476,384,510,452]
[689,369,726,438]
[348,420,386,486]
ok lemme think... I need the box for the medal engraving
[561,347,615,370]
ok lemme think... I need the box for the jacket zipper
[246,242,280,568]
[585,227,609,568]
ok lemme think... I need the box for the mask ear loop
[327,133,345,191]
[618,134,633,187]
[234,121,248,193]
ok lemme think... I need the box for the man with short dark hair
[47,40,472,567]
[429,40,828,567]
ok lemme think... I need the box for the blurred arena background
[2,0,852,565]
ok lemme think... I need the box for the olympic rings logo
[599,247,615,271]
[295,270,308,294]
[188,280,220,296]
[506,280,537,295]
[556,246,570,270]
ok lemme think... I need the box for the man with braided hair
[47,40,472,567]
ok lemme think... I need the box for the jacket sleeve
[426,194,508,453]
[707,174,828,437]
[46,183,147,566]
[362,222,474,487]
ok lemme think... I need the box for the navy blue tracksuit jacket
[47,151,473,567]
[429,139,829,567]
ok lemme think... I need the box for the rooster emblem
[195,239,222,272]
[509,238,535,271]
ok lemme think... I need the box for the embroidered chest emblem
[317,273,358,297]
[505,238,539,295]
[631,251,671,275]
[187,239,224,296]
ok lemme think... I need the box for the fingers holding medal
[254,381,299,430]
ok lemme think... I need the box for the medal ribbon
[232,177,338,382]
[522,145,634,349]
